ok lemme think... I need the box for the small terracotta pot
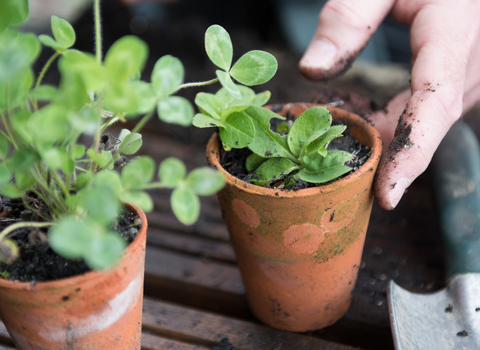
[207,103,382,332]
[0,204,147,349]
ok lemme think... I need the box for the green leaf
[79,186,121,226]
[51,16,75,50]
[15,170,35,190]
[245,153,266,172]
[159,157,186,187]
[104,36,148,82]
[130,80,156,115]
[55,71,89,111]
[61,157,75,175]
[216,70,241,99]
[38,35,63,51]
[84,231,127,270]
[219,111,255,149]
[185,167,225,196]
[41,147,66,169]
[0,31,40,81]
[119,130,142,155]
[72,144,85,158]
[253,158,299,185]
[69,104,100,135]
[0,133,10,160]
[7,148,40,172]
[157,96,194,126]
[151,55,184,97]
[0,184,22,198]
[93,170,123,197]
[215,85,255,109]
[305,125,346,154]
[195,93,223,120]
[205,25,233,71]
[298,150,353,183]
[48,217,95,260]
[104,82,139,115]
[230,50,277,86]
[171,188,200,225]
[119,191,153,212]
[0,0,29,32]
[75,172,94,192]
[59,50,107,92]
[87,149,113,170]
[28,104,70,143]
[121,156,155,190]
[0,163,11,185]
[192,113,225,128]
[10,110,32,143]
[242,106,291,159]
[28,85,57,101]
[253,90,271,106]
[288,106,332,158]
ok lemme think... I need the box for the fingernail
[388,177,410,208]
[300,38,338,69]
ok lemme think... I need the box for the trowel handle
[431,122,480,279]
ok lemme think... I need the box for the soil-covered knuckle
[299,51,359,82]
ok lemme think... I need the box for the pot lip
[207,103,382,197]
[0,204,148,290]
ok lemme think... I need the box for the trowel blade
[388,274,480,350]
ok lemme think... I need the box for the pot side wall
[208,104,382,332]
[0,205,147,350]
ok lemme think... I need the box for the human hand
[299,0,480,210]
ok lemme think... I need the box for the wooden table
[0,123,445,349]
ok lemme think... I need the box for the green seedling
[0,1,277,270]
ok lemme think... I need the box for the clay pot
[0,204,147,349]
[207,103,382,332]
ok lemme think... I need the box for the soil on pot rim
[220,118,371,190]
[0,195,141,282]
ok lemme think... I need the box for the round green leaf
[0,31,40,81]
[119,132,142,155]
[0,0,29,32]
[185,167,225,196]
[159,157,186,187]
[0,163,11,185]
[84,231,127,270]
[157,96,194,126]
[104,82,139,115]
[130,80,156,114]
[39,34,64,52]
[218,111,255,149]
[59,50,107,92]
[7,148,40,172]
[15,170,35,191]
[171,187,200,225]
[216,70,241,99]
[192,113,224,128]
[119,191,153,212]
[49,217,94,260]
[151,55,184,97]
[230,50,277,86]
[79,186,121,226]
[194,92,223,119]
[51,15,75,50]
[121,156,155,190]
[0,184,22,198]
[28,85,57,101]
[72,144,85,158]
[104,36,148,82]
[93,170,123,197]
[253,90,271,106]
[205,25,233,71]
[28,104,70,143]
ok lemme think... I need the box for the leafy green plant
[0,1,278,270]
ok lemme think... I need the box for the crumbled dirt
[386,105,413,162]
[0,195,141,282]
[220,116,371,190]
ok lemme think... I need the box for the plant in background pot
[194,28,383,331]
[0,1,284,348]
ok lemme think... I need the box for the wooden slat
[142,298,359,350]
[142,333,209,350]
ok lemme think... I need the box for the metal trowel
[388,122,480,350]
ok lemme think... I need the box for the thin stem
[35,52,61,90]
[177,78,219,91]
[0,113,17,149]
[0,222,54,241]
[139,182,169,190]
[94,0,102,64]
[131,105,157,134]
[100,116,120,133]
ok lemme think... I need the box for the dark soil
[0,195,141,282]
[220,117,371,190]
[211,338,237,350]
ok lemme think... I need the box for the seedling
[0,1,277,269]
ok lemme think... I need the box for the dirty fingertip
[382,177,410,209]
[299,38,338,81]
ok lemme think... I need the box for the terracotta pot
[0,204,147,349]
[207,103,382,332]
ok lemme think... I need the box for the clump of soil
[220,118,371,190]
[0,195,141,282]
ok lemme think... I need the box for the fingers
[299,0,395,80]
[372,3,480,210]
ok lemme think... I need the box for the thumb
[299,0,395,80]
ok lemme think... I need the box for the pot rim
[0,204,147,290]
[207,104,382,198]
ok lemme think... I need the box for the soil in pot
[0,194,142,282]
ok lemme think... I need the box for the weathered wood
[141,332,209,350]
[142,298,359,350]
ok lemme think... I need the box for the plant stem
[33,51,61,111]
[140,181,169,190]
[94,0,102,64]
[0,222,54,241]
[131,105,156,134]
[0,113,17,149]
[177,78,219,91]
